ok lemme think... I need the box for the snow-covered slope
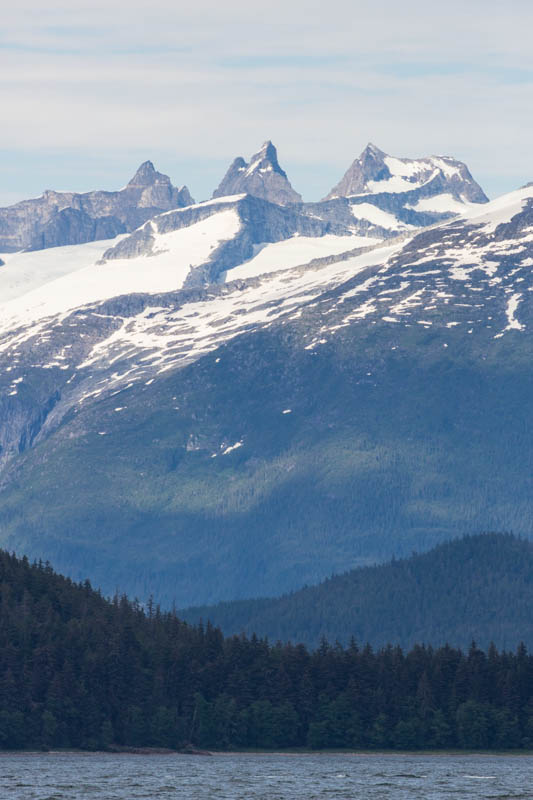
[0,210,242,333]
[0,225,400,406]
[61,181,533,416]
[0,169,533,605]
[0,238,125,304]
[0,191,357,334]
[298,184,533,344]
[1,181,531,441]
[1,179,530,361]
[0,189,384,457]
[226,233,381,281]
[462,184,533,229]
[75,241,403,381]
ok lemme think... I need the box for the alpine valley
[0,141,532,609]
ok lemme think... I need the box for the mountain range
[0,140,531,608]
[0,161,194,252]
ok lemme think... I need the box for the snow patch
[494,292,525,337]
[350,203,412,231]
[406,194,475,215]
[222,441,243,454]
[367,175,420,193]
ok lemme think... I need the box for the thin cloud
[0,0,531,204]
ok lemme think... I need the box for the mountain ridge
[0,162,194,252]
[180,533,533,650]
[0,141,489,256]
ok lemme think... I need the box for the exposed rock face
[325,143,488,204]
[212,141,302,205]
[29,209,127,251]
[0,161,194,252]
[300,190,452,238]
[124,161,194,210]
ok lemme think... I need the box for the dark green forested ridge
[2,546,533,751]
[181,534,533,650]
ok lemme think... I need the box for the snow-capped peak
[324,145,488,206]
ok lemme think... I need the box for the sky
[1,0,532,205]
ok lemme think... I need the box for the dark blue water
[1,752,532,799]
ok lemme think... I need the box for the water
[1,752,533,799]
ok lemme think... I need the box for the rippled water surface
[1,752,533,799]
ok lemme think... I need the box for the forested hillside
[1,548,533,751]
[181,534,533,650]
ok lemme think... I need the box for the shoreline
[2,748,533,758]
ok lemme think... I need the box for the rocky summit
[0,142,532,608]
[0,162,194,253]
[212,141,302,205]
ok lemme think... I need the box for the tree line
[1,549,533,751]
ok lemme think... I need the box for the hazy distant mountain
[0,161,194,252]
[212,141,302,205]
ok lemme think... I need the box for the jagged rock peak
[362,142,386,158]
[127,160,172,187]
[212,141,302,205]
[324,144,488,204]
[126,161,195,209]
[249,140,287,177]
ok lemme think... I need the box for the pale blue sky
[1,0,532,205]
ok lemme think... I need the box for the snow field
[0,210,242,332]
[226,234,381,281]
